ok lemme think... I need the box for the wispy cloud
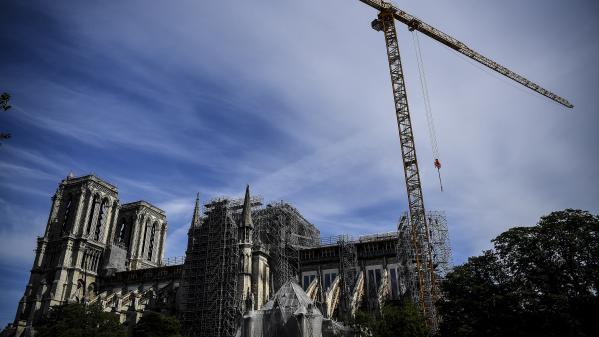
[0,0,597,327]
[0,199,46,266]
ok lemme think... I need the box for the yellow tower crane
[356,0,573,331]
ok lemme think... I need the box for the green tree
[133,311,182,337]
[438,209,599,337]
[36,303,126,337]
[355,299,428,337]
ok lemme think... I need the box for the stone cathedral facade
[10,175,168,335]
[5,174,415,337]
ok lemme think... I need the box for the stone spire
[191,192,200,228]
[241,185,253,228]
[239,185,254,310]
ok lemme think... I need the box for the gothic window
[116,221,126,245]
[94,199,107,241]
[147,222,156,260]
[61,194,73,234]
[390,267,399,299]
[302,274,316,290]
[323,271,337,292]
[125,217,134,249]
[367,268,382,293]
[367,269,376,294]
[122,217,131,250]
[86,195,98,234]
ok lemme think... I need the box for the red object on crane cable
[434,158,443,192]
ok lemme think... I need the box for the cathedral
[4,174,448,337]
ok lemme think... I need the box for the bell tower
[14,174,119,333]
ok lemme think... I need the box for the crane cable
[411,31,444,191]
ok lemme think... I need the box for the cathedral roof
[261,281,322,320]
[120,200,166,216]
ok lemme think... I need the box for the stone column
[54,240,74,303]
[44,189,61,238]
[99,200,114,244]
[252,254,269,309]
[127,214,139,259]
[264,264,270,303]
[74,242,87,272]
[131,214,144,260]
[137,218,149,259]
[238,245,253,310]
[57,240,72,268]
[49,266,64,306]
[251,255,259,307]
[30,287,42,323]
[106,200,120,245]
[157,223,167,263]
[33,238,48,269]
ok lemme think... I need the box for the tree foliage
[355,299,428,337]
[0,92,10,111]
[1,92,12,144]
[438,209,599,337]
[36,303,126,337]
[133,311,182,337]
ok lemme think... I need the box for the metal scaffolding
[427,211,451,282]
[181,198,240,337]
[396,213,416,300]
[254,202,320,292]
[181,197,319,337]
[179,190,449,334]
[337,235,357,321]
[396,210,451,329]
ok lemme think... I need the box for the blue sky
[1,0,598,327]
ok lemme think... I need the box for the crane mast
[371,10,438,328]
[357,0,574,332]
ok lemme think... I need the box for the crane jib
[357,0,573,108]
